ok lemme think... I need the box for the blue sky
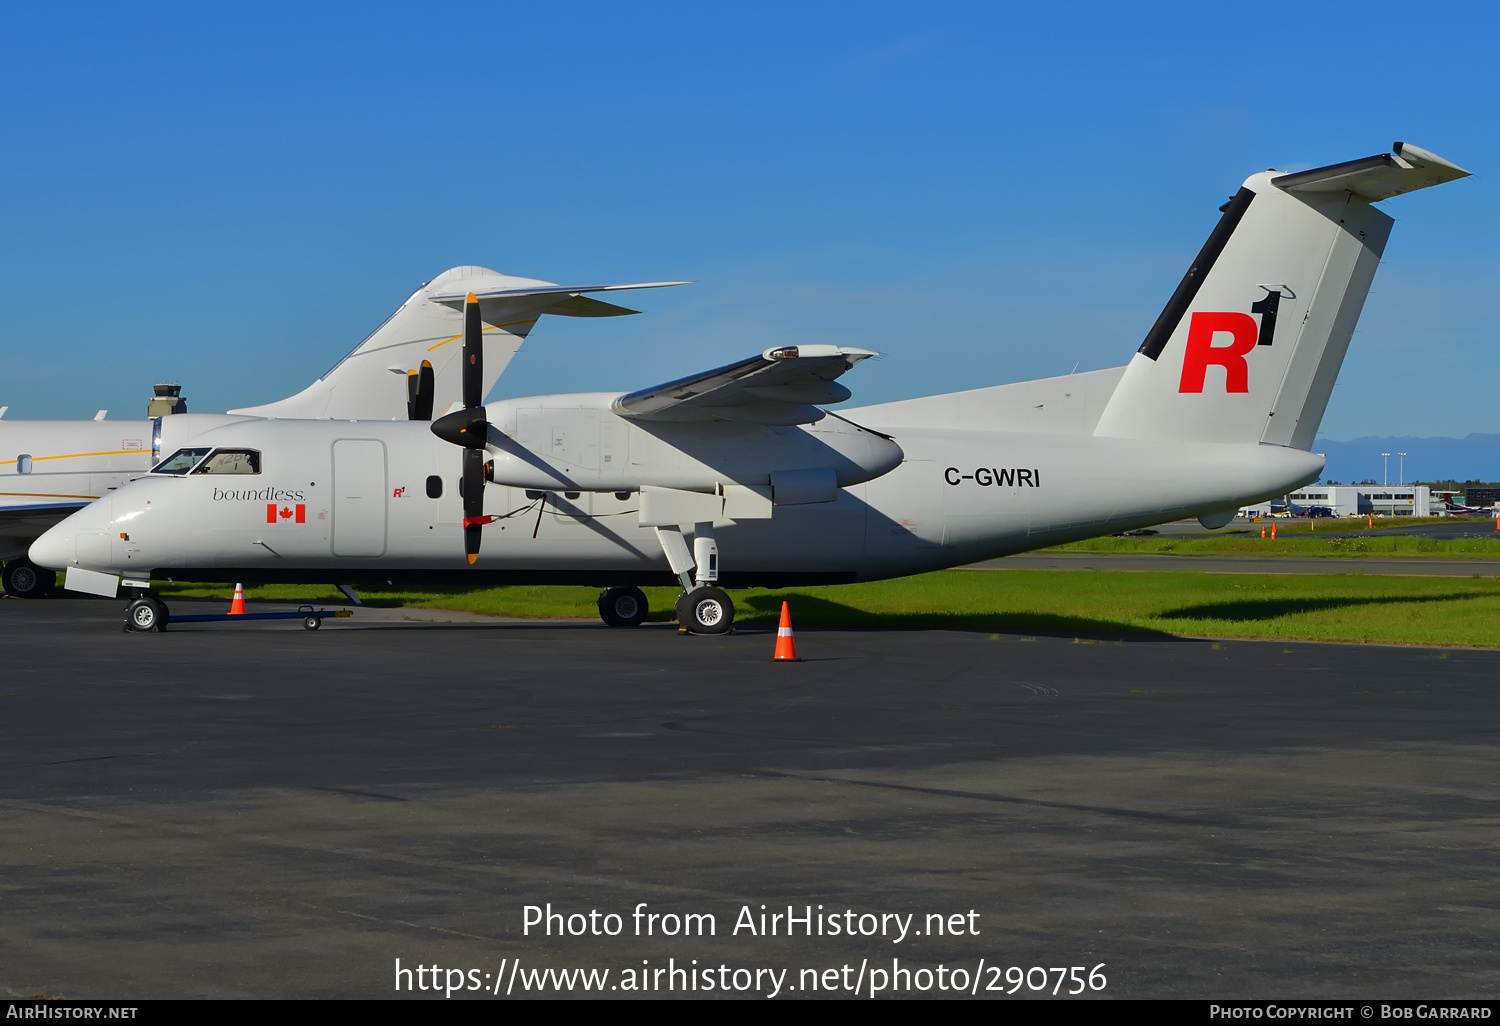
[1,2,1494,443]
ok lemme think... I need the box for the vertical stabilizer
[1094,143,1468,448]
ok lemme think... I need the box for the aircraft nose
[29,521,75,571]
[29,497,114,571]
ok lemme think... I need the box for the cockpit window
[151,447,213,475]
[192,449,261,475]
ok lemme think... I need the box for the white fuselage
[29,391,1320,587]
[0,419,155,560]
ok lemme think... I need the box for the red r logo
[1178,311,1258,393]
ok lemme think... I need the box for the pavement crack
[753,770,1235,827]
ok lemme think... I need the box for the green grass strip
[1043,532,1500,557]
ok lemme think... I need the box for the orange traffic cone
[773,601,799,661]
[1260,525,1266,539]
[229,582,246,615]
[1368,516,1374,529]
[1494,515,1499,533]
[1270,521,1277,540]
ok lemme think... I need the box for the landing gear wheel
[598,586,649,627]
[3,559,55,598]
[675,586,734,635]
[124,597,168,633]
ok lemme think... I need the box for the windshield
[191,449,261,475]
[151,447,212,475]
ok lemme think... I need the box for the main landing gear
[651,520,737,635]
[2,558,56,598]
[675,586,734,635]
[598,586,649,627]
[599,522,738,634]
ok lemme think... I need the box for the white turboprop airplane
[0,266,682,596]
[29,143,1470,634]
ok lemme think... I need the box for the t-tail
[1093,143,1469,448]
[229,266,686,421]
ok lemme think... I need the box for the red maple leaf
[279,506,293,519]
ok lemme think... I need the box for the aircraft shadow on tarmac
[1158,589,1490,622]
[733,591,1179,640]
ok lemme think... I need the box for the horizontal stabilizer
[1273,142,1469,202]
[426,281,689,304]
[613,345,877,425]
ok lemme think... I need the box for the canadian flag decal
[266,503,307,524]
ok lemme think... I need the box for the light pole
[1398,452,1406,486]
[1382,452,1391,486]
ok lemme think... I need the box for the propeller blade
[463,292,482,410]
[462,448,486,564]
[433,295,492,564]
[407,360,434,421]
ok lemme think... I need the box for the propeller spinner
[430,294,496,564]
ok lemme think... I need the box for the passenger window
[426,475,443,499]
[16,454,32,474]
[192,449,261,475]
[152,447,213,475]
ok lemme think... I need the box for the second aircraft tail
[230,267,686,421]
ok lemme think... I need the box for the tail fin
[229,267,686,420]
[1094,143,1468,448]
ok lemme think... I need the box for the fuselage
[29,397,1320,588]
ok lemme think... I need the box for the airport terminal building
[1241,485,1432,518]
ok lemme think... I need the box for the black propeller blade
[430,293,493,564]
[407,360,434,421]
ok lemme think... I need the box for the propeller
[430,293,495,564]
[406,360,434,420]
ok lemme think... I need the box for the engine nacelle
[483,393,903,493]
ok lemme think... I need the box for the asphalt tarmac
[2,597,1497,1000]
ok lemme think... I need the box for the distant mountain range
[1312,435,1500,484]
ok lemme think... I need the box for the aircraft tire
[598,586,649,627]
[124,597,167,633]
[2,559,55,598]
[675,586,734,635]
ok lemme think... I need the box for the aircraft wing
[0,500,90,529]
[611,345,877,425]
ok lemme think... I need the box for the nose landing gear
[124,596,170,632]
